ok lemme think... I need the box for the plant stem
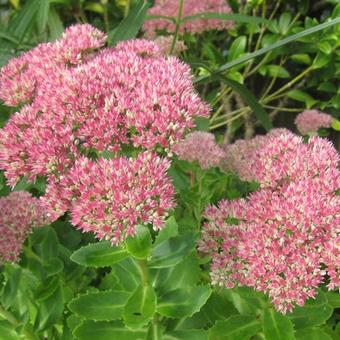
[170,0,184,54]
[124,0,131,18]
[137,259,150,286]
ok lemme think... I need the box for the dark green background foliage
[0,0,339,339]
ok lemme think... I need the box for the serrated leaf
[295,328,332,340]
[69,290,130,321]
[123,284,156,329]
[262,308,295,340]
[74,320,146,340]
[112,258,141,292]
[157,285,211,318]
[70,241,128,267]
[209,315,261,340]
[125,225,152,259]
[149,234,196,268]
[108,0,150,46]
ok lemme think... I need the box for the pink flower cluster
[0,191,50,263]
[0,24,209,243]
[42,153,175,244]
[173,131,225,169]
[200,131,340,313]
[143,0,234,38]
[221,128,294,181]
[295,109,333,135]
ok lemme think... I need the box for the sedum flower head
[295,109,333,135]
[0,25,208,243]
[143,0,234,38]
[201,132,340,313]
[42,152,175,244]
[0,191,50,263]
[173,131,225,169]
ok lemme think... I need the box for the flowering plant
[0,1,339,339]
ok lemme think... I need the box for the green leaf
[47,7,64,40]
[259,65,290,78]
[153,253,200,294]
[0,321,20,340]
[35,281,64,331]
[331,119,340,132]
[278,12,292,35]
[287,90,317,108]
[157,285,212,318]
[69,290,130,321]
[165,329,209,340]
[108,1,150,46]
[262,308,295,340]
[291,54,312,65]
[149,234,196,268]
[154,217,179,246]
[228,36,247,61]
[112,258,141,292]
[295,328,332,340]
[125,225,152,259]
[8,0,40,42]
[74,320,147,340]
[194,17,340,83]
[182,13,270,25]
[70,241,128,267]
[312,53,331,69]
[288,292,333,329]
[36,0,50,34]
[208,315,261,340]
[123,284,156,329]
[217,75,272,131]
[179,289,239,329]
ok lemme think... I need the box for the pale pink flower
[295,109,333,135]
[0,191,51,263]
[153,36,187,55]
[144,0,234,37]
[173,131,225,169]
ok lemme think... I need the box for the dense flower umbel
[221,128,295,182]
[295,109,333,135]
[153,36,187,55]
[0,191,50,263]
[0,25,207,242]
[42,153,175,244]
[0,30,209,187]
[173,131,225,169]
[201,133,340,313]
[143,0,234,37]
